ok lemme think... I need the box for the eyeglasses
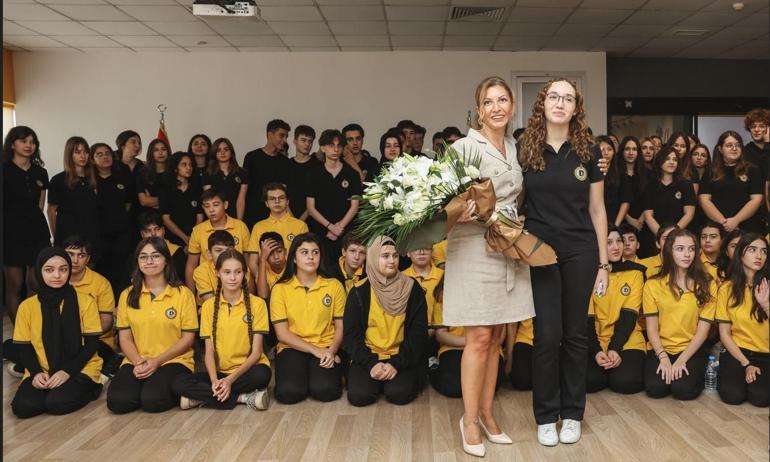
[267,195,287,202]
[138,253,163,263]
[722,144,741,150]
[93,152,111,159]
[545,92,576,105]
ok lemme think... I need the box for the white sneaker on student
[244,389,269,411]
[180,396,202,410]
[559,419,581,444]
[537,423,559,447]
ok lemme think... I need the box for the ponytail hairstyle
[3,126,44,166]
[711,130,749,182]
[725,233,769,323]
[127,237,182,309]
[718,228,744,280]
[211,248,252,371]
[654,228,712,306]
[144,138,171,184]
[63,136,97,190]
[275,232,334,285]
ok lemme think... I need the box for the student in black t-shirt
[2,126,51,328]
[667,131,695,184]
[597,136,631,226]
[203,138,248,221]
[518,78,609,446]
[689,143,714,232]
[161,151,203,246]
[243,119,292,227]
[396,120,417,155]
[342,123,379,184]
[378,129,403,169]
[287,125,319,221]
[618,136,648,232]
[413,124,426,154]
[115,130,143,179]
[187,134,211,187]
[136,138,170,217]
[640,137,656,170]
[91,143,134,298]
[742,108,770,179]
[48,137,100,257]
[699,131,764,234]
[307,129,362,265]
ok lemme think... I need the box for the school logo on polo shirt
[36,180,44,187]
[675,191,682,199]
[620,283,631,296]
[117,183,125,190]
[191,200,198,207]
[235,176,242,184]
[165,307,177,319]
[243,313,252,324]
[341,179,350,188]
[287,233,296,242]
[739,174,748,182]
[574,165,587,181]
[322,294,332,307]
[233,237,240,245]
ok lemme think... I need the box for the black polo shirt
[3,161,50,244]
[621,172,644,219]
[743,142,770,180]
[358,151,380,183]
[48,172,100,246]
[307,162,362,235]
[287,156,320,218]
[242,148,292,226]
[160,181,203,243]
[193,164,207,186]
[203,168,247,219]
[96,169,134,238]
[642,179,696,225]
[522,142,604,254]
[134,166,167,216]
[700,164,763,232]
[604,174,633,224]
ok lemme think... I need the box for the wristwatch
[598,263,611,272]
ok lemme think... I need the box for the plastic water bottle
[705,355,718,391]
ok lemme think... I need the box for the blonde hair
[472,76,515,131]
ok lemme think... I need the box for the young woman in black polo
[597,135,631,227]
[518,78,608,446]
[187,134,211,186]
[136,138,170,216]
[47,137,100,257]
[618,136,648,233]
[699,131,764,234]
[161,151,203,246]
[203,138,248,221]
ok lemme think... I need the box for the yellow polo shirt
[515,319,533,346]
[269,276,346,353]
[246,213,308,254]
[365,288,406,360]
[187,216,250,263]
[432,240,447,267]
[638,254,662,279]
[701,252,720,283]
[588,268,646,352]
[715,282,769,353]
[431,300,464,356]
[116,284,199,370]
[13,292,104,383]
[193,260,252,305]
[71,267,115,347]
[402,264,443,324]
[338,256,364,293]
[200,293,271,373]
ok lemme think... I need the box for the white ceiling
[2,0,768,58]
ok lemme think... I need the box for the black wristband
[743,362,752,369]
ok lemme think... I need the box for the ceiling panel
[224,35,284,47]
[145,21,216,35]
[118,6,198,22]
[501,22,560,36]
[390,35,443,47]
[388,21,445,35]
[3,4,69,21]
[48,5,133,21]
[110,35,177,47]
[328,21,388,35]
[507,7,574,24]
[84,21,156,35]
[52,35,119,47]
[567,8,634,24]
[15,20,97,35]
[335,35,389,47]
[258,6,323,22]
[281,34,337,47]
[445,21,502,36]
[202,18,274,35]
[4,35,67,47]
[268,21,330,35]
[385,6,448,21]
[319,6,384,21]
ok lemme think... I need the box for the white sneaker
[537,423,559,447]
[180,396,202,410]
[244,389,269,411]
[559,419,581,444]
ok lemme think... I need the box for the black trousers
[274,348,342,404]
[718,349,769,407]
[586,349,645,394]
[347,361,420,406]
[530,250,598,425]
[429,349,505,398]
[107,363,191,413]
[644,348,708,400]
[509,342,533,391]
[12,373,102,419]
[172,364,271,409]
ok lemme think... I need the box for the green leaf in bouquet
[394,211,448,254]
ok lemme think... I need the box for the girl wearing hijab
[11,248,104,418]
[343,236,428,406]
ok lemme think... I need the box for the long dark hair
[618,135,648,190]
[689,143,713,182]
[725,233,769,323]
[275,233,334,285]
[127,237,182,309]
[596,135,620,187]
[167,151,194,187]
[717,229,744,281]
[208,137,241,177]
[144,138,171,184]
[3,126,44,166]
[211,248,253,371]
[187,134,211,156]
[653,228,712,306]
[712,130,749,182]
[653,145,683,183]
[62,136,97,190]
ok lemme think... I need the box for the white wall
[13,50,606,175]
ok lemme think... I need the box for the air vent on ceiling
[672,29,710,37]
[450,6,507,22]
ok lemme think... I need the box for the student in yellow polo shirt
[62,235,122,377]
[344,236,428,406]
[173,249,272,411]
[643,228,717,400]
[338,233,366,293]
[586,226,646,395]
[255,231,286,300]
[11,248,104,418]
[107,237,198,414]
[185,189,250,292]
[432,239,447,268]
[137,211,187,286]
[700,221,724,283]
[193,230,255,304]
[619,224,640,263]
[270,233,346,404]
[507,319,533,390]
[403,246,444,369]
[716,233,769,407]
[245,182,307,261]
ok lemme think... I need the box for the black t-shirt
[160,181,203,243]
[48,173,100,246]
[287,156,320,218]
[642,179,696,225]
[604,174,633,225]
[3,161,50,243]
[700,164,764,232]
[522,142,604,254]
[621,172,645,219]
[96,169,134,238]
[203,168,247,219]
[743,142,770,180]
[134,165,167,216]
[358,151,380,184]
[242,148,292,226]
[307,162,363,235]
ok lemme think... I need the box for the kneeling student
[643,228,716,400]
[344,236,428,406]
[11,248,104,418]
[173,249,271,410]
[716,233,769,407]
[586,226,646,394]
[338,233,366,293]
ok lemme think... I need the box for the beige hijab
[366,236,414,316]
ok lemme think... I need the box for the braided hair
[211,248,253,371]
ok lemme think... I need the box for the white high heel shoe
[478,417,513,444]
[459,417,486,458]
